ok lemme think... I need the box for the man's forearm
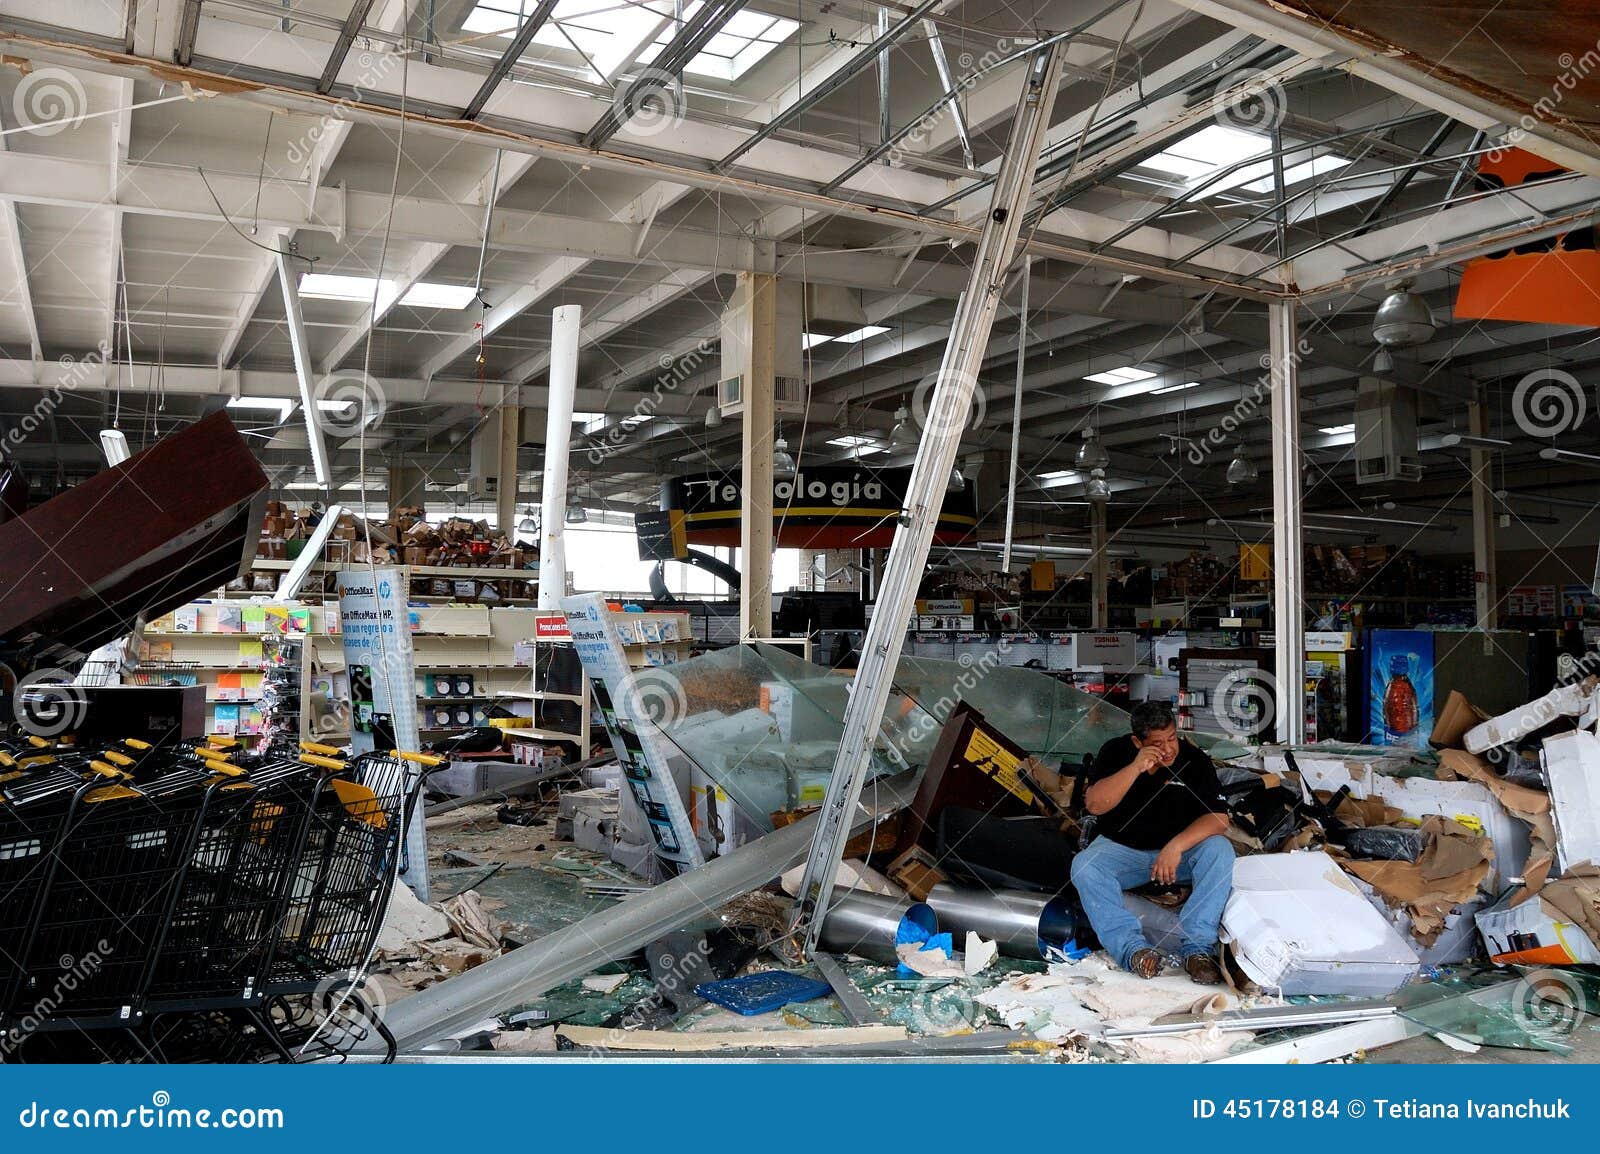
[1166,813,1230,852]
[1084,763,1142,815]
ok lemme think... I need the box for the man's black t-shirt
[1087,734,1229,850]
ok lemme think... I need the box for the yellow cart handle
[391,750,445,767]
[101,749,137,767]
[299,740,344,756]
[298,753,348,771]
[88,760,131,781]
[122,738,152,751]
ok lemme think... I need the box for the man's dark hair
[1129,701,1176,740]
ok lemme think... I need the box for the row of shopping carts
[0,731,441,1063]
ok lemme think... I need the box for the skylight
[636,6,800,81]
[1085,365,1157,386]
[1140,124,1268,182]
[827,435,879,449]
[833,325,890,344]
[228,396,293,421]
[802,333,833,349]
[1319,423,1355,435]
[1150,380,1201,395]
[400,283,479,310]
[298,273,387,303]
[298,273,478,310]
[464,1,797,83]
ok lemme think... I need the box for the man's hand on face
[1152,842,1183,885]
[1132,746,1166,775]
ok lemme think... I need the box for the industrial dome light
[704,405,723,429]
[1225,446,1259,485]
[1076,428,1110,471]
[773,433,797,478]
[1373,287,1435,348]
[1085,468,1111,503]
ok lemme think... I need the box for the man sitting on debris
[1070,701,1234,984]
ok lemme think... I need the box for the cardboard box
[886,845,948,901]
[1430,689,1490,750]
[1221,850,1420,996]
[1541,729,1600,873]
[1265,747,1530,888]
[1476,884,1600,965]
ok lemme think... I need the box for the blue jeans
[1069,834,1235,971]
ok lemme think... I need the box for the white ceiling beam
[1169,0,1600,179]
[104,76,132,360]
[0,100,40,362]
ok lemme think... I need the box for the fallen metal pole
[793,42,1068,958]
[381,773,917,1050]
[924,884,1075,960]
[816,892,936,964]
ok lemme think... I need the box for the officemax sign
[662,466,977,549]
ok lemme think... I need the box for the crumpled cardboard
[1431,689,1490,750]
[1477,865,1600,965]
[1437,747,1554,885]
[1342,817,1492,944]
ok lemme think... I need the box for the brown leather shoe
[1183,952,1224,986]
[1128,947,1163,979]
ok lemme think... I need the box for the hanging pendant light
[889,403,911,447]
[1085,468,1111,503]
[564,495,587,525]
[947,464,966,492]
[1225,445,1259,485]
[1076,427,1110,471]
[704,405,723,429]
[773,432,797,478]
[517,509,538,535]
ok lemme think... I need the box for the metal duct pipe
[817,892,937,964]
[538,303,580,610]
[925,884,1075,960]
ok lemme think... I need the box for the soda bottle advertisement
[1367,629,1434,748]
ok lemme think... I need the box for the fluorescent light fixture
[572,411,605,424]
[228,396,294,421]
[1149,380,1201,395]
[1318,423,1355,435]
[1039,469,1079,482]
[298,273,391,302]
[1541,446,1600,468]
[827,434,879,449]
[400,282,478,310]
[286,481,323,490]
[1437,432,1512,450]
[802,332,833,349]
[317,399,356,413]
[1140,125,1268,182]
[833,325,890,344]
[1085,365,1157,386]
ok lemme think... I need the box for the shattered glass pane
[642,643,1250,833]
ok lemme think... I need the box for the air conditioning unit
[466,407,509,500]
[1353,376,1422,484]
[717,280,807,418]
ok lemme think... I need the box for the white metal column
[275,250,331,489]
[538,304,580,611]
[1000,257,1029,572]
[1090,500,1109,628]
[736,272,777,638]
[794,45,1068,955]
[1268,300,1305,744]
[1469,393,1498,630]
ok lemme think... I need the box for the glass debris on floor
[374,651,1600,1064]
